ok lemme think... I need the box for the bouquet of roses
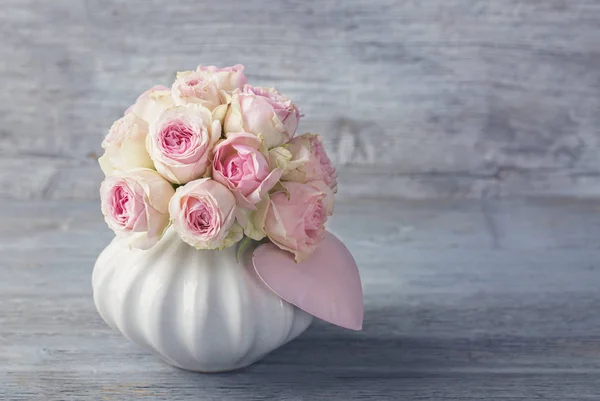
[99,64,337,262]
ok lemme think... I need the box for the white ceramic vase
[92,227,313,372]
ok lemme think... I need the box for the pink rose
[100,169,175,250]
[171,71,221,110]
[224,85,300,148]
[169,178,242,250]
[129,85,174,125]
[212,132,284,209]
[196,64,247,92]
[263,181,335,262]
[282,133,337,192]
[147,104,221,184]
[98,112,154,176]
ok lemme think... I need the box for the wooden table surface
[2,197,600,400]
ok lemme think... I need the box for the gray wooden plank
[2,198,600,399]
[1,0,600,199]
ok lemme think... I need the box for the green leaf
[236,236,254,263]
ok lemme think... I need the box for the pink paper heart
[252,232,364,330]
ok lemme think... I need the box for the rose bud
[147,104,221,184]
[224,85,300,148]
[169,178,243,250]
[100,169,175,250]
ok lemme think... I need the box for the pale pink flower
[282,133,337,192]
[147,104,221,184]
[212,132,285,209]
[263,181,335,262]
[169,178,242,250]
[224,85,300,148]
[100,169,175,249]
[171,71,221,110]
[196,64,247,92]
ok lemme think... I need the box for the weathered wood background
[1,0,599,200]
[0,0,600,401]
[3,1,600,399]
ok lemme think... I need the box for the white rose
[98,112,154,176]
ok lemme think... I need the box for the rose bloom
[224,85,300,148]
[169,178,242,250]
[100,169,175,250]
[212,132,286,209]
[282,133,337,192]
[147,104,221,184]
[261,181,335,262]
[196,64,247,92]
[98,112,154,176]
[128,85,174,125]
[171,71,221,110]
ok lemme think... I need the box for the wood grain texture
[2,198,600,399]
[1,0,600,200]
